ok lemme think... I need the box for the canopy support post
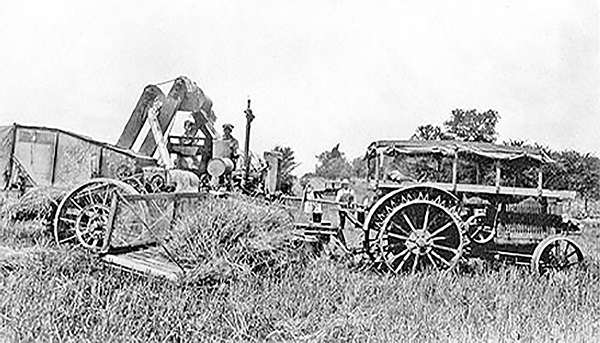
[495,161,501,192]
[375,151,381,187]
[537,167,543,196]
[452,153,458,192]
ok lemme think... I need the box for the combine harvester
[1,76,283,280]
[3,77,584,280]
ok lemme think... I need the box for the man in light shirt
[335,179,355,245]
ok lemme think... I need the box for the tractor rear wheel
[378,199,463,274]
[363,185,459,266]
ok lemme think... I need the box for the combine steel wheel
[363,185,459,263]
[531,236,584,275]
[53,178,138,250]
[378,199,463,274]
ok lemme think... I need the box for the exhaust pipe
[243,99,255,183]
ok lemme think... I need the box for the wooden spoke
[431,243,459,255]
[430,250,452,267]
[60,217,77,224]
[428,221,453,239]
[69,198,84,211]
[470,226,484,237]
[85,188,96,207]
[565,248,579,259]
[387,248,410,266]
[402,213,417,232]
[411,254,420,274]
[388,232,410,241]
[426,253,440,270]
[101,189,110,205]
[59,235,77,244]
[390,222,411,237]
[422,204,430,231]
[395,251,413,274]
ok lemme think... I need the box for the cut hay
[166,195,310,284]
[6,187,68,223]
[0,246,48,276]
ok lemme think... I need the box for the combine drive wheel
[53,178,138,251]
[379,199,463,274]
[531,236,584,275]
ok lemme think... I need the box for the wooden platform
[101,245,184,281]
[295,221,338,236]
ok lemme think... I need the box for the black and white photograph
[0,0,598,341]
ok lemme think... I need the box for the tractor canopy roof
[366,140,553,164]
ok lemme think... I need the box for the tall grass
[0,198,599,342]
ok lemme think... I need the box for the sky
[0,0,598,175]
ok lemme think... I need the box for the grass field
[1,197,599,342]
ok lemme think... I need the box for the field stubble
[0,196,599,342]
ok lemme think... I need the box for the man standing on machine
[335,179,355,246]
[222,123,239,168]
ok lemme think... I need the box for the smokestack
[243,99,255,182]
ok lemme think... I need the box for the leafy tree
[411,109,499,143]
[315,144,353,179]
[503,140,600,212]
[443,109,500,143]
[410,111,599,214]
[408,109,501,183]
[411,124,447,141]
[546,150,600,211]
[350,156,367,179]
[273,146,299,195]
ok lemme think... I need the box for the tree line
[273,109,599,212]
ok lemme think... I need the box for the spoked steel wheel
[363,185,459,265]
[531,236,584,275]
[465,213,496,244]
[53,178,138,250]
[379,199,463,274]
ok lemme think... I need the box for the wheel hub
[406,230,432,255]
[75,204,110,249]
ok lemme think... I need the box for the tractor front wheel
[531,236,584,275]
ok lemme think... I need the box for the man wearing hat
[222,123,239,164]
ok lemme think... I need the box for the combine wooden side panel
[0,124,155,191]
[101,191,213,281]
